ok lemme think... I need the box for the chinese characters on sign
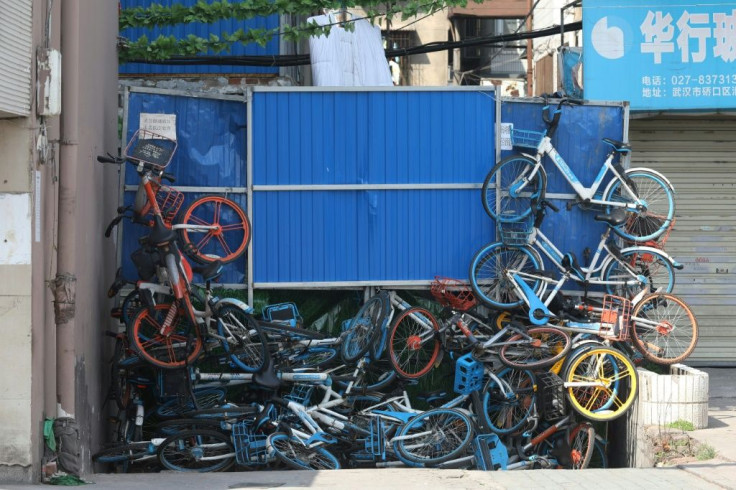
[583,0,736,111]
[639,9,736,101]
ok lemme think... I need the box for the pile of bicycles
[95,283,606,473]
[92,101,697,474]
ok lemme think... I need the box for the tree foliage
[119,0,475,62]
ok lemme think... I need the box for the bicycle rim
[631,293,698,365]
[178,196,251,265]
[268,433,341,470]
[394,409,474,467]
[388,307,440,379]
[499,327,571,369]
[564,347,638,421]
[157,429,235,472]
[129,303,203,369]
[481,368,536,435]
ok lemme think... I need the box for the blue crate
[232,420,269,466]
[511,128,546,149]
[262,302,302,328]
[454,353,484,395]
[473,433,508,471]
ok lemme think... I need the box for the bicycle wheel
[563,346,638,421]
[333,359,398,393]
[178,196,251,265]
[156,388,227,419]
[267,432,341,470]
[129,303,203,369]
[499,326,571,370]
[157,429,235,472]
[154,418,223,437]
[480,368,535,435]
[93,442,154,472]
[369,291,391,360]
[340,295,387,363]
[567,422,595,469]
[393,408,474,467]
[482,155,545,222]
[388,307,441,379]
[289,347,338,369]
[601,247,675,298]
[630,293,698,365]
[217,305,268,373]
[469,243,544,309]
[604,169,675,243]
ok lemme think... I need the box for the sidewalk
[2,368,735,490]
[676,367,736,489]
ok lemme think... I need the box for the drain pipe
[56,0,79,421]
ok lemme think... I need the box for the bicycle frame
[515,138,644,211]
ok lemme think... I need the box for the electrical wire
[123,20,582,68]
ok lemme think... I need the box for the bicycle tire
[601,247,675,298]
[93,442,153,469]
[156,388,227,419]
[177,195,251,265]
[340,295,387,363]
[289,347,338,369]
[217,305,268,373]
[369,292,392,361]
[480,368,536,435]
[604,169,675,243]
[129,303,203,370]
[499,326,571,370]
[393,408,474,467]
[630,293,698,365]
[154,418,224,437]
[267,432,341,470]
[469,243,544,309]
[568,422,595,470]
[157,428,235,472]
[482,154,545,222]
[562,345,638,421]
[333,359,398,393]
[387,307,441,379]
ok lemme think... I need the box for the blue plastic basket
[454,353,484,395]
[510,129,546,149]
[498,217,533,246]
[284,384,314,406]
[232,421,269,466]
[473,434,508,470]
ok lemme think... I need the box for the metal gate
[630,115,736,366]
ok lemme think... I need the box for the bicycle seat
[192,260,223,282]
[602,138,631,153]
[561,253,585,280]
[594,209,627,227]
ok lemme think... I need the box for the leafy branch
[119,0,474,62]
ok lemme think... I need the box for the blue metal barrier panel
[121,91,247,284]
[500,98,627,276]
[251,88,496,286]
[583,0,736,111]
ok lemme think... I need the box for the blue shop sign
[583,0,736,111]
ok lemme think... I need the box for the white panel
[0,193,31,265]
[630,116,736,365]
[0,0,32,117]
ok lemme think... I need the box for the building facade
[0,0,118,482]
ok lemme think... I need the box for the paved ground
[2,367,734,490]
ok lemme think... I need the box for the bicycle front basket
[124,128,177,170]
[510,129,546,150]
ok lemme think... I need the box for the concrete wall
[0,0,119,482]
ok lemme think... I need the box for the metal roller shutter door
[629,115,736,366]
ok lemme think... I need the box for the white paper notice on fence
[139,113,177,140]
[500,123,513,151]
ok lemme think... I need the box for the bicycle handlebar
[96,153,176,183]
